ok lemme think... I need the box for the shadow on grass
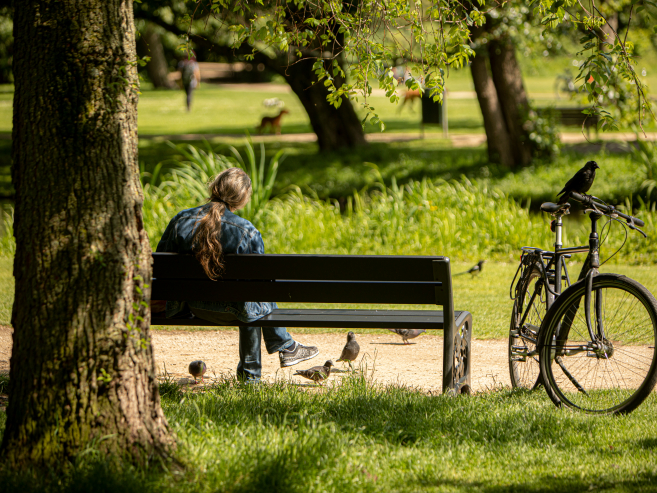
[2,378,654,492]
[137,138,490,200]
[2,132,648,210]
[407,473,657,493]
[159,375,599,448]
[0,459,161,493]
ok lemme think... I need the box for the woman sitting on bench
[156,167,320,382]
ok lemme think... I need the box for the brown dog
[256,109,290,135]
[398,89,421,112]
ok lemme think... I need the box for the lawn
[2,375,657,492]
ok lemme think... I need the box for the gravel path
[0,325,511,391]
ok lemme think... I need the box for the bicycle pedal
[511,356,527,362]
[522,323,540,334]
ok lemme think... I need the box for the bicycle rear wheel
[539,274,657,414]
[509,266,548,389]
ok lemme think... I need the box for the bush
[143,157,657,264]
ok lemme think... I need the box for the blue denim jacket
[156,204,275,323]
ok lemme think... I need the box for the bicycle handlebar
[568,191,645,228]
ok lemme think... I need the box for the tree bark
[470,52,514,167]
[1,0,174,468]
[268,54,367,151]
[488,39,533,167]
[139,23,175,89]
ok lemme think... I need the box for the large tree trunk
[1,0,174,468]
[488,39,533,167]
[470,53,514,167]
[270,55,367,151]
[133,7,367,151]
[139,23,176,89]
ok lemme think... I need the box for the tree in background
[134,1,367,151]
[469,5,562,168]
[1,0,175,467]
[137,22,177,89]
[197,0,653,166]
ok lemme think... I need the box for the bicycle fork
[584,212,605,345]
[552,211,607,395]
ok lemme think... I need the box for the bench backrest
[152,253,454,307]
[554,107,599,126]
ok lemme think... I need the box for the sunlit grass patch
[156,376,657,492]
[2,367,657,491]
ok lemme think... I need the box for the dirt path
[0,325,510,391]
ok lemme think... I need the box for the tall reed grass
[142,161,657,264]
[0,143,656,264]
[161,138,283,223]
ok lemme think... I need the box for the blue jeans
[189,307,294,381]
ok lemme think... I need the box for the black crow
[557,161,599,204]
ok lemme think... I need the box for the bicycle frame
[517,207,606,349]
[511,192,650,401]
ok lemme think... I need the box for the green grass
[0,256,11,325]
[2,375,657,492]
[136,138,651,206]
[0,49,655,137]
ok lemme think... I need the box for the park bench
[554,107,599,137]
[150,253,472,394]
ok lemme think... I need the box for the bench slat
[151,308,470,329]
[153,253,446,282]
[152,279,440,305]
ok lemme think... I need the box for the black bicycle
[509,191,657,414]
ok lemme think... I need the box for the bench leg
[453,312,472,394]
[443,312,472,394]
[442,319,455,393]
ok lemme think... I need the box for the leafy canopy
[188,0,655,131]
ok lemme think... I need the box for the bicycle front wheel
[509,266,549,389]
[539,274,657,414]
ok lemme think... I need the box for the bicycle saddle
[540,202,571,214]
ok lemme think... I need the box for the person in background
[156,168,320,382]
[178,52,201,111]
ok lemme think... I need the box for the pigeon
[454,260,486,277]
[294,360,334,384]
[188,360,207,384]
[388,328,426,344]
[557,161,599,204]
[337,331,360,371]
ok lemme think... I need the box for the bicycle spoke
[542,277,657,413]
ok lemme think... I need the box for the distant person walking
[178,53,200,111]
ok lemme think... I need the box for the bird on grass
[337,331,360,371]
[388,329,426,344]
[188,360,207,384]
[557,160,599,204]
[294,360,334,384]
[455,260,486,277]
